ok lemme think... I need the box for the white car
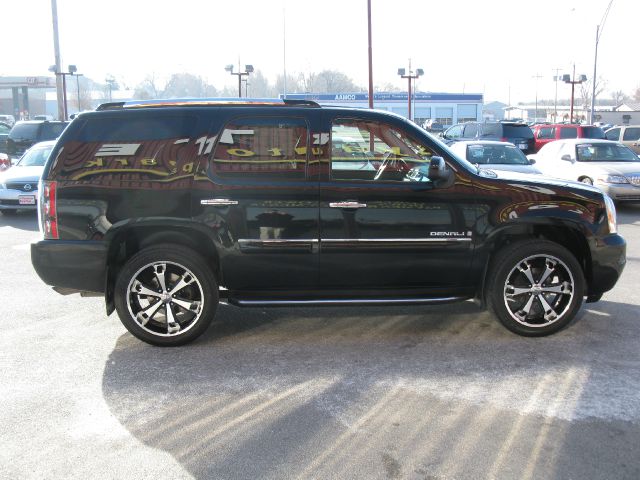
[0,140,55,215]
[448,140,541,174]
[531,139,640,202]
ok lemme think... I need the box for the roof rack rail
[96,102,126,111]
[282,99,320,107]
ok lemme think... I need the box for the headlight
[603,194,617,234]
[597,175,628,184]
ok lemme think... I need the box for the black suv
[442,121,535,154]
[31,99,626,346]
[6,120,68,160]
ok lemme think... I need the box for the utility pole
[367,0,374,109]
[552,68,562,122]
[50,0,64,121]
[532,73,543,122]
[590,0,614,124]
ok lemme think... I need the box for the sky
[2,0,638,105]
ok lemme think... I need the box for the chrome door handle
[329,201,367,209]
[200,198,239,206]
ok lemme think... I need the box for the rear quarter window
[559,127,578,139]
[581,127,605,139]
[502,125,533,139]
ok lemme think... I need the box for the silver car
[0,140,55,215]
[531,139,640,202]
[448,140,541,174]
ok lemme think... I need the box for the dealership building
[282,92,483,126]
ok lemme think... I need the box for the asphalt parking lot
[1,205,639,480]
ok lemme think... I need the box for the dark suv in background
[6,120,68,160]
[31,99,625,346]
[442,121,535,154]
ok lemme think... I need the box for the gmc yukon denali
[31,99,626,346]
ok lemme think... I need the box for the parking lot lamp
[226,63,254,98]
[398,61,423,121]
[48,64,68,120]
[590,0,614,124]
[68,65,83,113]
[563,66,587,124]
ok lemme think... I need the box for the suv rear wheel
[114,244,218,346]
[487,240,585,336]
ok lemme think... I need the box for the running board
[224,296,469,307]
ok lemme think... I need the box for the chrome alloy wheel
[126,261,204,337]
[503,254,575,328]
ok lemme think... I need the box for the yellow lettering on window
[227,148,256,157]
[140,158,157,166]
[84,158,104,168]
[114,158,128,166]
[268,148,283,157]
[182,162,194,173]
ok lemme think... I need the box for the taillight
[41,180,59,239]
[500,137,508,142]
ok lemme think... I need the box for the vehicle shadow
[102,299,640,479]
[0,211,38,231]
[616,202,640,225]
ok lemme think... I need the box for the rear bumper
[589,233,626,296]
[31,240,108,293]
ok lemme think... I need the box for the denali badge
[430,231,470,237]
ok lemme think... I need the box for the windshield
[9,123,39,140]
[576,143,640,162]
[17,145,53,167]
[466,144,529,165]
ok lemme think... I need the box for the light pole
[105,75,116,102]
[562,65,587,124]
[552,68,562,122]
[590,0,614,124]
[48,64,72,120]
[68,65,83,113]
[532,73,543,122]
[225,63,254,98]
[398,60,423,122]
[367,0,374,109]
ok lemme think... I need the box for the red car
[530,124,606,152]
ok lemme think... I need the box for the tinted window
[605,128,620,141]
[576,144,640,162]
[445,124,463,139]
[623,127,640,141]
[480,123,501,137]
[41,123,67,139]
[581,126,605,139]
[462,123,478,138]
[9,123,39,140]
[537,127,554,139]
[559,127,577,139]
[77,116,196,142]
[502,125,533,139]
[212,117,308,180]
[331,119,436,182]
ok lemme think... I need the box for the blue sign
[282,92,483,102]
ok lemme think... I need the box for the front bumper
[31,240,108,294]
[589,233,626,296]
[597,183,640,202]
[0,189,38,210]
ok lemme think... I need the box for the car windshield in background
[582,126,606,139]
[467,144,529,165]
[9,123,39,140]
[502,125,534,139]
[18,145,53,167]
[576,144,640,162]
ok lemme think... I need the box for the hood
[579,161,640,176]
[0,165,44,183]
[479,168,603,195]
[481,164,541,175]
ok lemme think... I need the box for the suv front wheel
[114,244,218,346]
[487,240,585,336]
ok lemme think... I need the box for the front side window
[605,128,620,141]
[445,124,463,139]
[212,117,309,180]
[462,123,478,138]
[331,119,436,182]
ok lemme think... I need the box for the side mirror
[428,156,453,185]
[560,154,574,163]
[528,158,536,165]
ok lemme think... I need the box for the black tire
[114,243,218,346]
[487,240,585,337]
[1,209,17,215]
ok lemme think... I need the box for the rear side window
[462,123,478,138]
[581,126,605,139]
[559,127,577,139]
[212,117,309,181]
[41,123,67,140]
[9,123,39,140]
[77,116,196,141]
[623,127,640,141]
[480,123,501,137]
[502,125,533,139]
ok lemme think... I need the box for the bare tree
[610,89,627,107]
[314,70,362,93]
[163,73,217,98]
[580,76,607,110]
[134,74,161,99]
[634,86,640,102]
